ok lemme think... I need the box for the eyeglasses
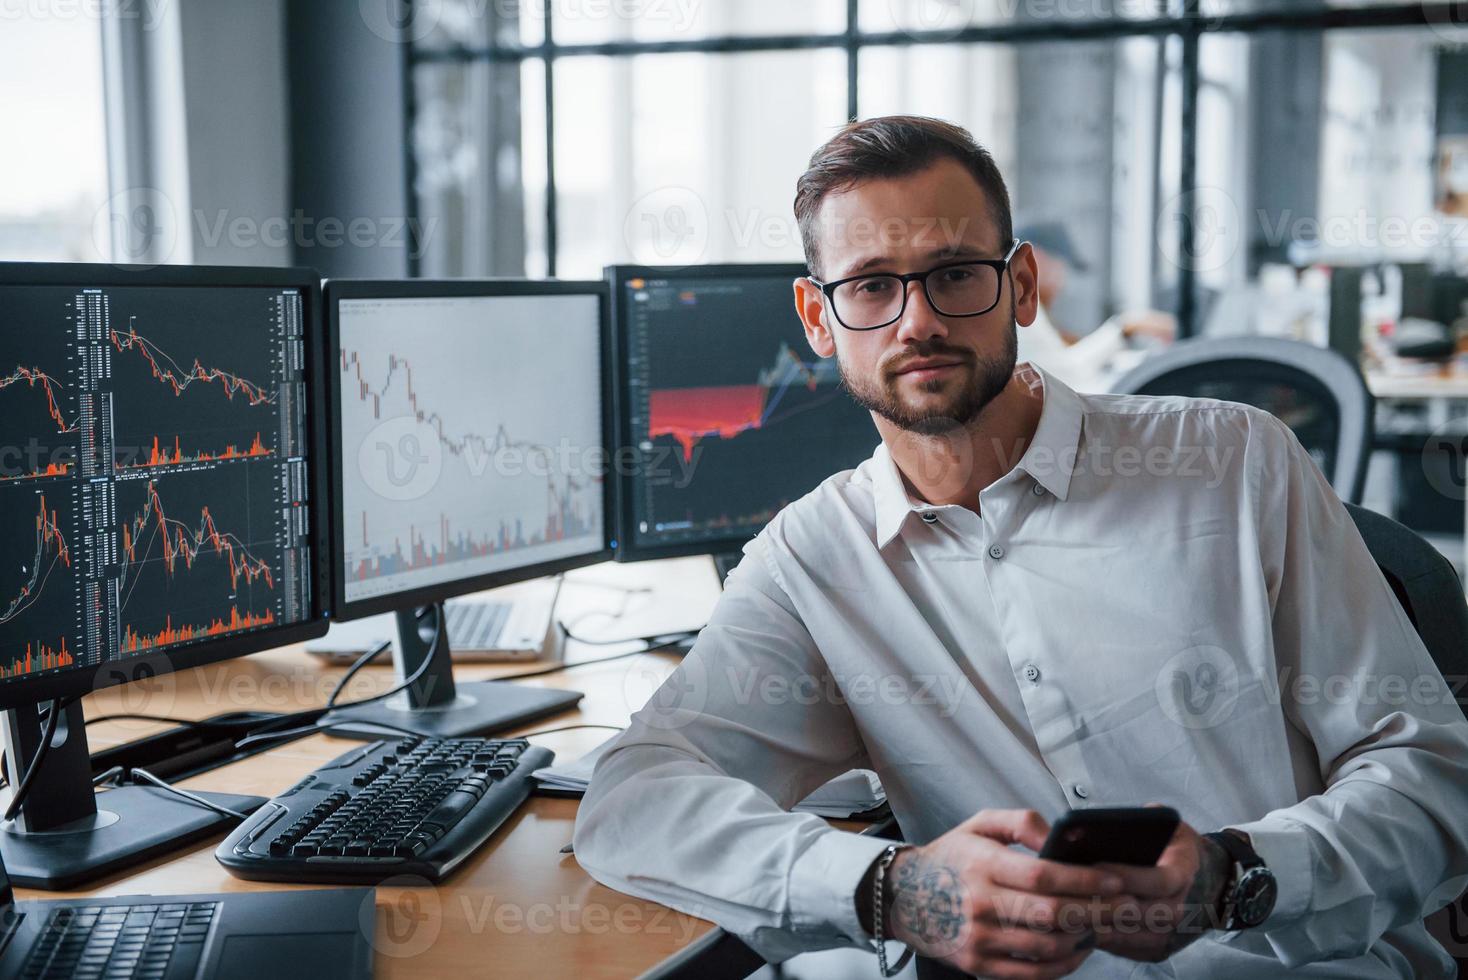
[809,240,1025,331]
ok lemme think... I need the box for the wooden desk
[13,558,727,979]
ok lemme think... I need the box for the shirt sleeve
[1229,413,1468,967]
[572,534,893,962]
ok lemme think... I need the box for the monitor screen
[0,267,325,705]
[332,284,610,616]
[611,266,878,560]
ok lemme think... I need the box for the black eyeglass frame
[808,239,1026,331]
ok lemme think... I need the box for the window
[406,0,1461,338]
[0,15,110,262]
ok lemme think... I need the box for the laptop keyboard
[444,600,512,649]
[20,901,217,979]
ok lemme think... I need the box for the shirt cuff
[1221,817,1314,930]
[787,829,896,946]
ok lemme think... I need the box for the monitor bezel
[325,278,617,622]
[0,262,333,712]
[605,262,816,564]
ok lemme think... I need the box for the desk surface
[1365,367,1468,400]
[11,558,730,979]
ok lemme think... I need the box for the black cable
[235,718,424,752]
[128,767,248,820]
[496,633,694,681]
[556,624,702,647]
[225,607,441,749]
[326,604,444,711]
[515,723,625,738]
[324,637,394,709]
[4,695,77,822]
[83,713,207,728]
[93,764,248,821]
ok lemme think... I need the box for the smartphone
[1039,806,1180,866]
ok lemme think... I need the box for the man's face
[793,158,1039,434]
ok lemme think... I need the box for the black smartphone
[1039,807,1180,866]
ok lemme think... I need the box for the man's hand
[866,809,1125,979]
[1091,814,1231,962]
[1120,310,1177,344]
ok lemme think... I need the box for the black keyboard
[215,736,553,883]
[19,901,216,979]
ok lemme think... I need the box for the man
[574,116,1468,978]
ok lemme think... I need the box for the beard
[837,314,1018,435]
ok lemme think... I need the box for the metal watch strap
[872,844,915,977]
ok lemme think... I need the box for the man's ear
[1011,242,1040,328]
[793,277,837,358]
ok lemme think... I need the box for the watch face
[1234,867,1278,928]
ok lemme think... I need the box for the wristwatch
[1205,830,1277,931]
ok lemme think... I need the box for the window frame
[404,0,1462,336]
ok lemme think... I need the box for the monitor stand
[323,602,584,740]
[0,700,265,890]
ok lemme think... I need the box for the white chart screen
[338,293,605,604]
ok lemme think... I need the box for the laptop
[306,579,565,664]
[0,848,374,980]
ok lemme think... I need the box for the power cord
[83,713,207,728]
[234,718,424,752]
[92,765,248,821]
[514,723,625,738]
[4,694,79,822]
[497,631,696,681]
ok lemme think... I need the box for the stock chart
[0,283,313,681]
[621,274,877,551]
[338,293,605,604]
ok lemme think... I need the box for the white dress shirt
[574,366,1468,978]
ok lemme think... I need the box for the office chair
[1346,502,1468,970]
[1346,502,1468,718]
[1111,337,1374,504]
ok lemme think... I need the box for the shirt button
[1032,483,1047,496]
[988,544,1005,560]
[1022,663,1041,683]
[1073,783,1089,800]
[920,512,938,524]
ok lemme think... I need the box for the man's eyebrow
[836,245,997,279]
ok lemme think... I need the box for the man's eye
[940,267,975,283]
[855,279,892,296]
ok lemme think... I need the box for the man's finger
[985,887,1111,932]
[1093,861,1188,899]
[960,808,1053,851]
[961,949,1093,980]
[985,923,1094,963]
[987,848,1125,899]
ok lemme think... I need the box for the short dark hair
[793,115,1013,279]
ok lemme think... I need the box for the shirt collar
[869,365,1085,549]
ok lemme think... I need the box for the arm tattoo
[1166,835,1230,954]
[888,852,968,956]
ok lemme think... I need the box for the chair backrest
[1345,502,1468,717]
[1111,337,1374,503]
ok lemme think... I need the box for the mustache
[883,343,976,377]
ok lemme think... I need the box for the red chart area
[648,385,768,464]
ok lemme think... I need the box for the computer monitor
[607,264,878,572]
[325,279,614,738]
[0,262,332,887]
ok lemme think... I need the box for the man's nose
[893,279,949,346]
